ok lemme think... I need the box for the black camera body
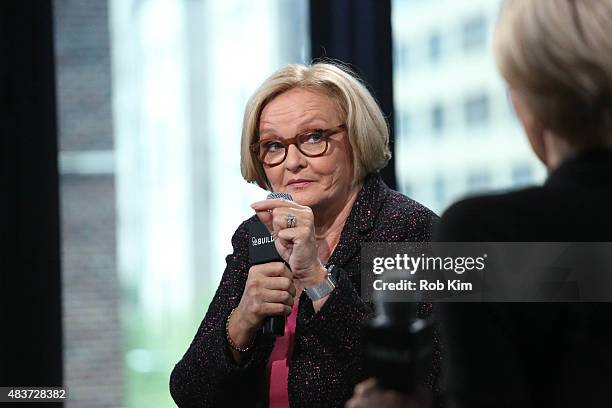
[363,301,434,394]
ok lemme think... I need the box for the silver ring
[286,214,297,228]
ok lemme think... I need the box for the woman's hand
[229,262,296,348]
[345,378,432,408]
[251,199,327,287]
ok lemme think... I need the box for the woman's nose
[284,143,307,171]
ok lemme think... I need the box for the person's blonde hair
[240,62,391,190]
[494,0,612,145]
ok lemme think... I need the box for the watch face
[328,264,339,282]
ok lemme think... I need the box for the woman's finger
[261,276,296,296]
[253,201,309,234]
[250,262,291,278]
[253,208,274,233]
[251,198,304,212]
[258,287,294,306]
[276,226,310,242]
[353,378,378,397]
[345,396,364,408]
[260,302,292,317]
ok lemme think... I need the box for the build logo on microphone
[251,234,275,247]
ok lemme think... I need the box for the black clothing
[436,150,612,407]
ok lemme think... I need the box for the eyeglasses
[250,124,347,166]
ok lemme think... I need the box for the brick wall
[53,0,122,406]
[60,176,122,407]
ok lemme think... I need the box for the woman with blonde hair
[437,1,612,407]
[170,62,437,407]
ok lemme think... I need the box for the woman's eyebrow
[258,127,278,137]
[258,117,330,138]
[297,116,328,128]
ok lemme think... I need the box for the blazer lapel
[326,174,388,274]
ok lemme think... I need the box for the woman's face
[258,88,354,213]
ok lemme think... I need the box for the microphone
[363,271,434,394]
[248,191,293,336]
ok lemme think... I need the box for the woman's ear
[510,91,548,166]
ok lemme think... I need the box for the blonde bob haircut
[494,0,612,146]
[240,62,391,190]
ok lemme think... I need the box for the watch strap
[305,264,337,301]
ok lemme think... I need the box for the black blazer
[169,174,438,407]
[436,149,612,407]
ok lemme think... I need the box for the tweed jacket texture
[170,173,439,407]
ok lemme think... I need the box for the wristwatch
[305,264,338,301]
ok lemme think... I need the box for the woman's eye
[264,141,285,152]
[303,131,324,144]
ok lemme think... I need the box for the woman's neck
[543,130,577,171]
[543,130,612,171]
[313,184,362,262]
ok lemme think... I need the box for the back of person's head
[494,0,612,148]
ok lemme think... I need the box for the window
[428,31,442,63]
[431,103,445,134]
[462,15,487,51]
[395,41,410,69]
[397,109,411,138]
[464,93,490,127]
[54,0,312,407]
[434,176,446,207]
[467,169,492,192]
[512,163,534,186]
[393,0,535,214]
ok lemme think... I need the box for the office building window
[393,0,536,214]
[465,93,490,127]
[462,15,487,51]
[434,176,446,207]
[397,109,411,138]
[512,163,534,186]
[428,31,442,63]
[104,0,310,406]
[395,41,410,69]
[431,103,445,134]
[467,169,492,192]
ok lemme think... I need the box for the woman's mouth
[287,179,314,189]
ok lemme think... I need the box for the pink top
[267,299,299,407]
